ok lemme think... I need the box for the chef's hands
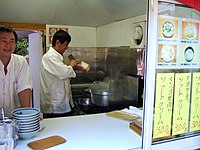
[69,59,81,67]
[69,59,88,71]
[69,59,84,71]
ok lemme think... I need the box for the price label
[190,72,200,132]
[172,73,191,135]
[153,73,174,139]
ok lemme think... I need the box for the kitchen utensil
[74,98,94,112]
[90,90,109,106]
[89,81,110,106]
[1,107,5,121]
[106,110,139,122]
[27,135,66,150]
[68,54,75,60]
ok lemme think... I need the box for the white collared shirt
[0,54,32,117]
[40,47,76,114]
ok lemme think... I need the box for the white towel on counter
[121,106,143,119]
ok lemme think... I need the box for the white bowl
[13,114,40,121]
[18,129,39,140]
[19,125,40,133]
[12,115,39,121]
[19,122,40,130]
[18,118,40,125]
[20,121,40,128]
[19,123,40,131]
[12,108,40,118]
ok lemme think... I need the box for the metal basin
[74,98,94,112]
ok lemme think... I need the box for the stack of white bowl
[12,108,40,140]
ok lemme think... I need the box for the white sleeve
[16,57,32,94]
[42,54,76,80]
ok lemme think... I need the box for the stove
[71,85,110,115]
[71,83,136,116]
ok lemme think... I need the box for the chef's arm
[18,89,32,107]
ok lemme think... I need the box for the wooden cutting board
[106,110,140,121]
[27,135,66,150]
[129,122,142,136]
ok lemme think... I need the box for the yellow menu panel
[172,73,191,135]
[153,73,174,139]
[190,72,200,132]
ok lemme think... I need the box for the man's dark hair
[52,30,71,47]
[0,25,18,43]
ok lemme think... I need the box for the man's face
[0,32,16,58]
[57,40,69,54]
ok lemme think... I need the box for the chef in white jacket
[40,30,82,118]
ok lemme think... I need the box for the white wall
[96,14,146,47]
[68,26,96,47]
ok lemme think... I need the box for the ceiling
[0,0,147,27]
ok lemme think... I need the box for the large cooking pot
[89,81,110,107]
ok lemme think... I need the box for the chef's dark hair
[52,30,71,47]
[0,25,18,43]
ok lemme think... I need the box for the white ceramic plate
[162,21,175,38]
[161,45,175,63]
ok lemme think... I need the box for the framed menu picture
[157,15,200,69]
[46,24,69,47]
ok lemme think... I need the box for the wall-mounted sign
[190,72,200,132]
[172,73,191,135]
[46,24,68,47]
[153,73,174,139]
[157,16,200,69]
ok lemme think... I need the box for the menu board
[46,24,69,47]
[190,72,200,132]
[157,16,200,69]
[172,73,191,135]
[153,73,174,139]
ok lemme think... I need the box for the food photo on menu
[180,44,198,64]
[182,21,199,41]
[159,17,178,39]
[162,20,175,38]
[158,44,177,64]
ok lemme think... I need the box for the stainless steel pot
[90,90,109,107]
[74,98,94,112]
[89,81,110,107]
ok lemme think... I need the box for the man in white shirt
[0,25,32,117]
[40,30,82,118]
